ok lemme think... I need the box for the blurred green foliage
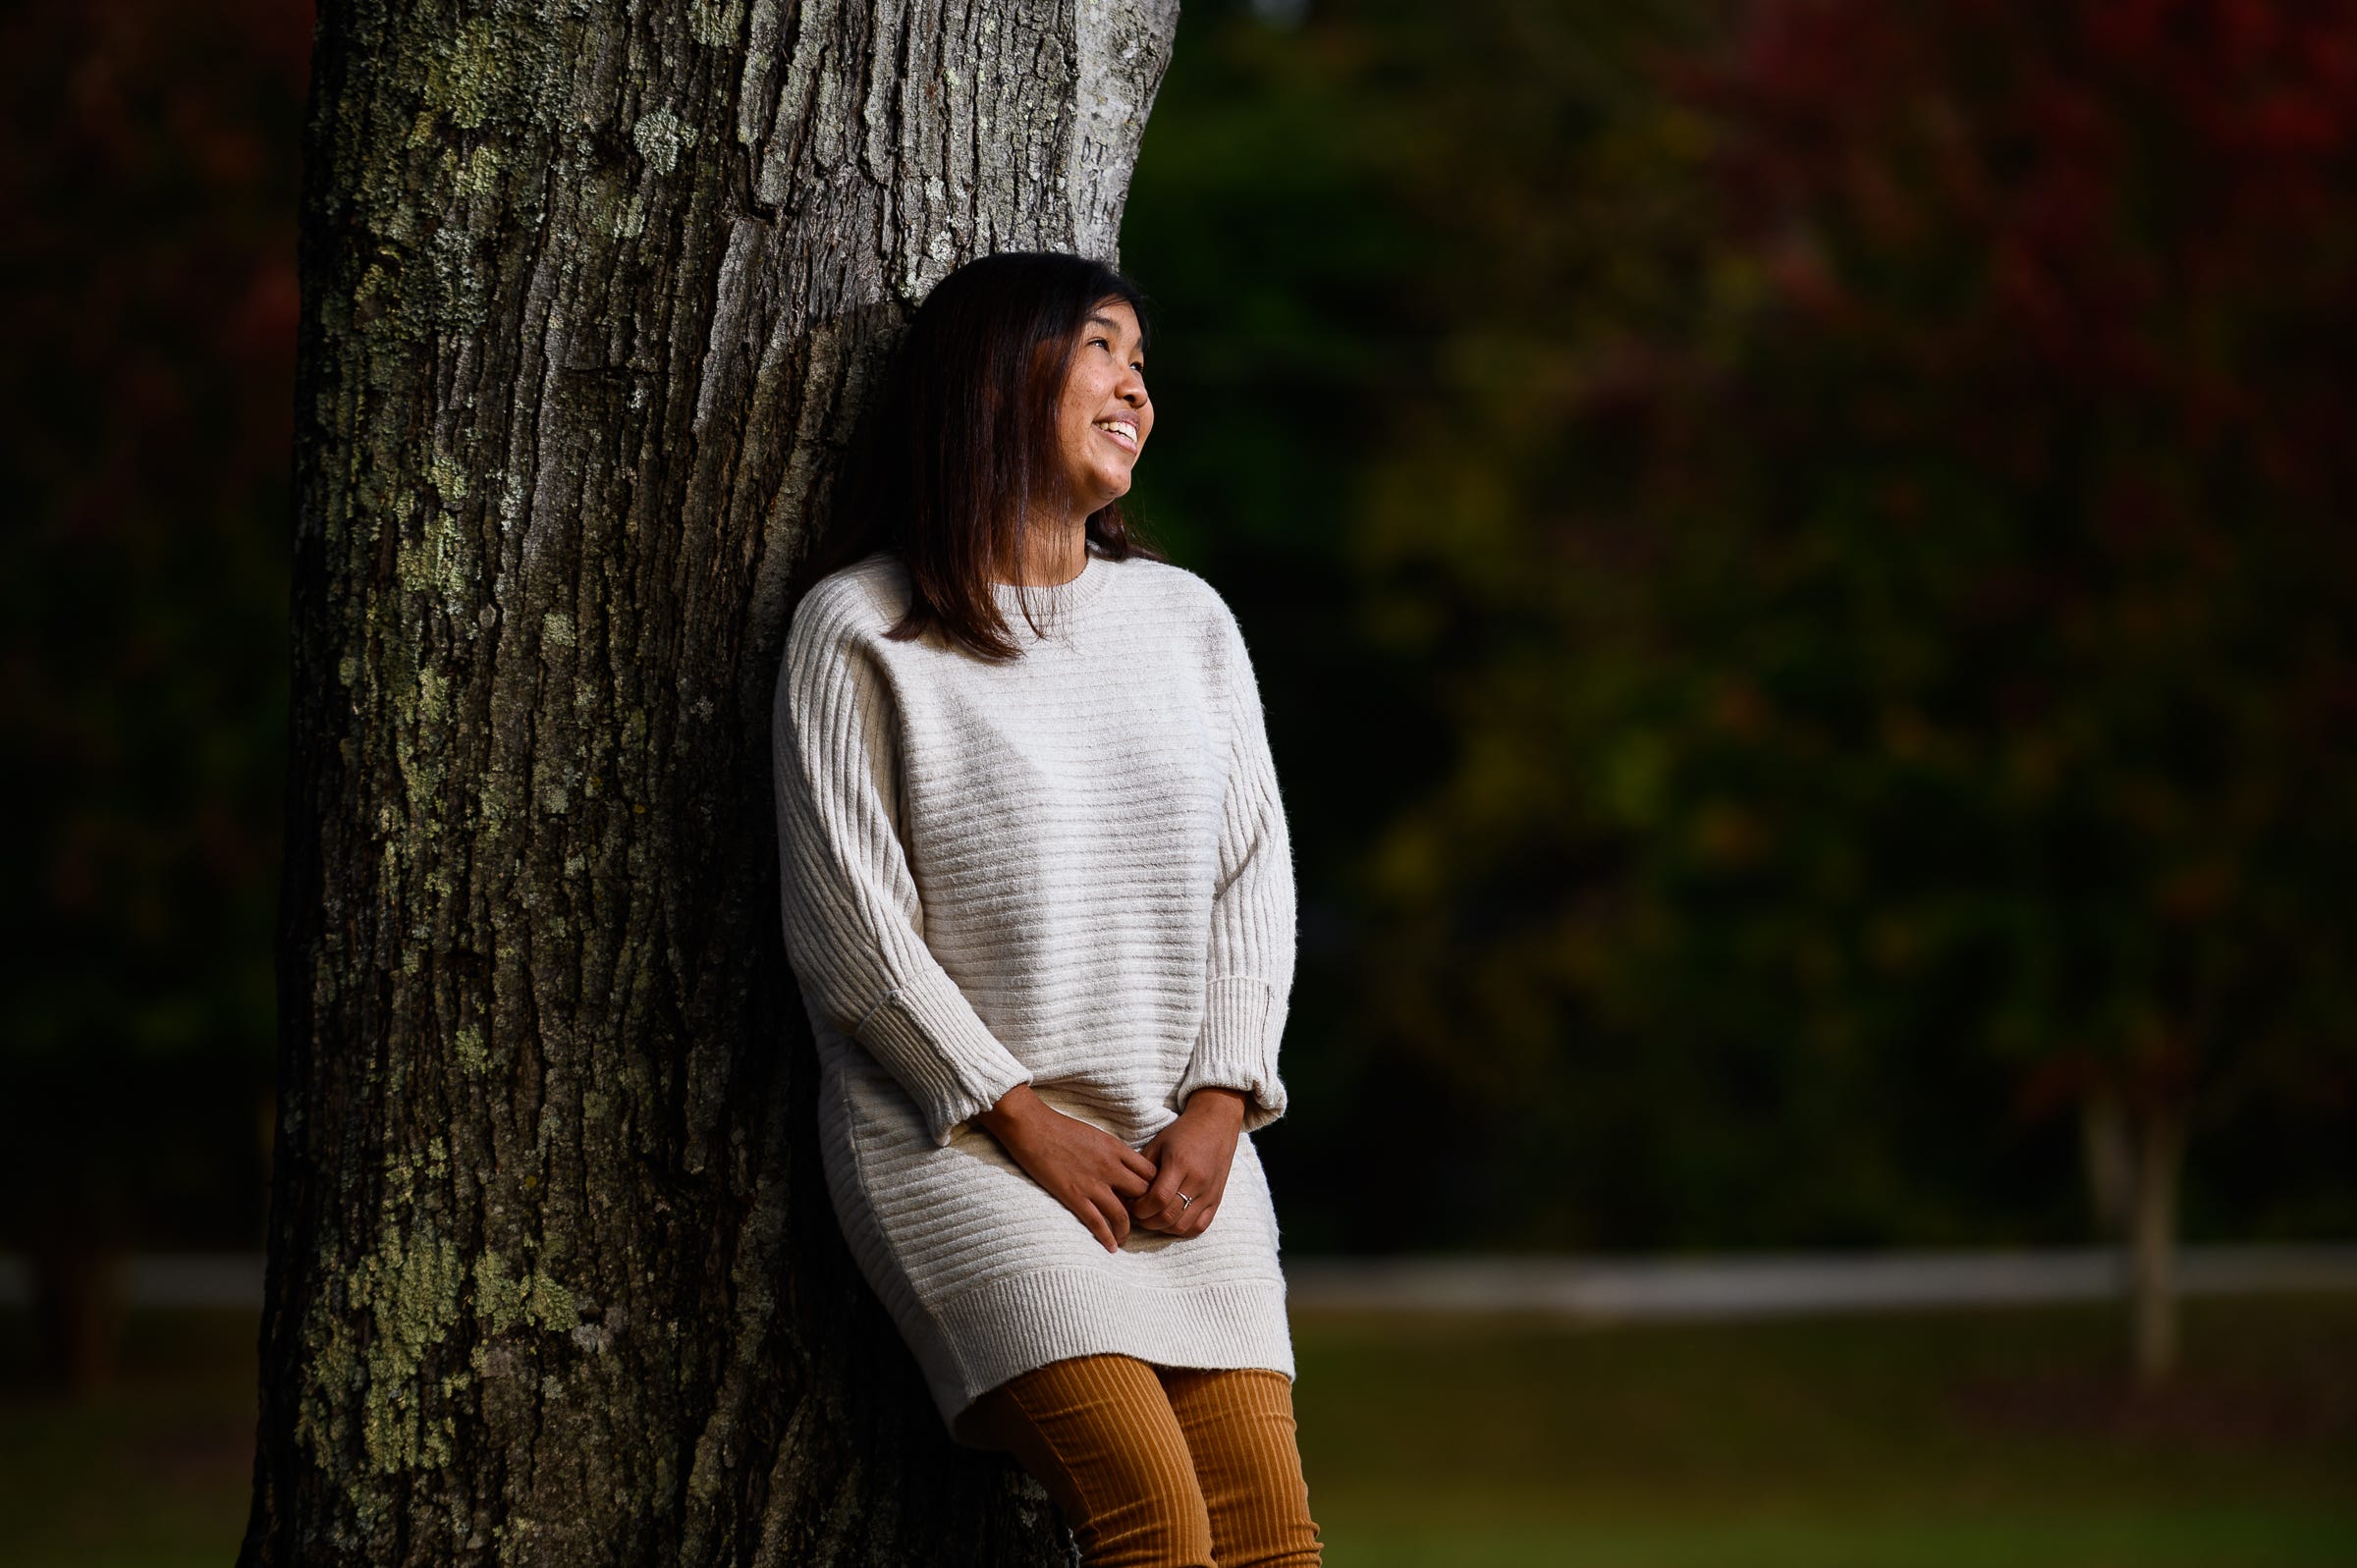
[1129,0,2357,1251]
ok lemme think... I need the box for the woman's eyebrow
[1084,313,1143,356]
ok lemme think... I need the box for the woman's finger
[1096,1187,1131,1248]
[1179,1170,1225,1235]
[1077,1201,1117,1252]
[1134,1161,1191,1226]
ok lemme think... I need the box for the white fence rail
[4,1244,2355,1320]
[1283,1245,2357,1320]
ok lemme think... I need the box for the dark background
[6,0,2354,1325]
[6,3,2355,1562]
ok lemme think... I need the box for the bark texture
[244,2,1180,1562]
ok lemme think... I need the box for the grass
[0,1310,259,1568]
[2,1296,2352,1566]
[1293,1297,2357,1566]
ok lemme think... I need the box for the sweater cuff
[854,970,1035,1148]
[1175,977,1288,1134]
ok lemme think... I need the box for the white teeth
[1093,419,1136,441]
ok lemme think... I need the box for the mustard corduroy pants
[959,1352,1324,1567]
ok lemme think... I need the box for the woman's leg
[962,1352,1217,1568]
[1155,1368,1323,1568]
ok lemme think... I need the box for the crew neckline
[988,545,1114,622]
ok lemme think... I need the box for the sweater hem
[924,1265,1294,1448]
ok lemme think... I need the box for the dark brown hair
[789,250,1170,661]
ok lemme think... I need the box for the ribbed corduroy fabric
[771,546,1299,1445]
[959,1353,1324,1567]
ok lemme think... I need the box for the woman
[770,250,1324,1567]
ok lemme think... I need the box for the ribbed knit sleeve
[1173,609,1297,1135]
[773,592,1035,1148]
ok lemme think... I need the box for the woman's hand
[1128,1087,1247,1238]
[977,1084,1160,1253]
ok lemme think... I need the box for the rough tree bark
[243,2,1180,1562]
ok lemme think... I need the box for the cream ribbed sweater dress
[769,545,1298,1446]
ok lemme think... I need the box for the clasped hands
[975,1082,1247,1253]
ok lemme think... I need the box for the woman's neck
[995,523,1091,587]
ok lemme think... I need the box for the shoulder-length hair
[789,250,1170,661]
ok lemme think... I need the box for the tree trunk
[243,3,1178,1563]
[2126,1102,2184,1392]
[28,1243,125,1395]
[2079,1086,2132,1241]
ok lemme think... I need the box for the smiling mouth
[1092,419,1139,454]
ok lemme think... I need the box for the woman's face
[1048,298,1152,519]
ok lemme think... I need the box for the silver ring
[1178,1192,1193,1208]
